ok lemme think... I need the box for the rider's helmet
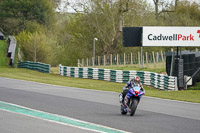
[130,76,140,85]
[135,76,140,83]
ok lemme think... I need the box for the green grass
[145,86,200,103]
[98,65,166,74]
[0,40,9,67]
[51,63,166,75]
[188,82,200,90]
[0,68,200,103]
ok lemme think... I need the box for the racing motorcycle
[120,85,145,116]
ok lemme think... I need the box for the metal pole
[177,47,179,58]
[176,46,179,89]
[93,38,98,66]
[170,52,174,76]
[93,39,95,65]
[185,67,200,86]
[141,47,143,69]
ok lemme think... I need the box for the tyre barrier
[17,61,51,73]
[59,64,178,91]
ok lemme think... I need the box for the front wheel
[129,98,138,116]
[120,105,127,115]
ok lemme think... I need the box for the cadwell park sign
[123,26,200,47]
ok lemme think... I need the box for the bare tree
[153,0,177,24]
[67,0,130,55]
[153,0,159,23]
[110,0,129,54]
[175,0,179,9]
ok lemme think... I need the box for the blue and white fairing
[126,86,145,102]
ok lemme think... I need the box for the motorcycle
[120,85,145,116]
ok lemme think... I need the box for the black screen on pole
[123,27,142,47]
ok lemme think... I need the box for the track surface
[0,77,200,133]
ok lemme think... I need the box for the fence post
[117,54,119,66]
[146,52,148,68]
[82,59,84,67]
[138,52,140,66]
[124,53,126,65]
[161,51,164,62]
[110,54,112,66]
[87,58,88,67]
[92,57,94,67]
[161,50,165,68]
[131,53,133,65]
[143,54,144,68]
[78,59,80,67]
[156,52,159,62]
[152,51,156,68]
[98,56,100,66]
[104,55,106,66]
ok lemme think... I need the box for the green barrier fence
[17,61,51,73]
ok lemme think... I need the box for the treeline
[0,0,200,66]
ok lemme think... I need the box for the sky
[56,0,200,13]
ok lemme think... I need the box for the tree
[160,0,200,26]
[59,0,155,63]
[16,31,54,64]
[64,0,130,55]
[0,0,55,34]
[153,0,159,22]
[53,0,62,7]
[152,0,174,24]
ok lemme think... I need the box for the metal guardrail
[59,64,178,91]
[7,36,17,66]
[17,61,51,73]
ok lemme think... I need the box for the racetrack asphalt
[0,77,200,133]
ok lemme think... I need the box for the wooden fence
[78,51,166,68]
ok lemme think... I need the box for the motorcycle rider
[119,76,145,103]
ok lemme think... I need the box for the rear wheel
[120,105,127,115]
[129,98,138,116]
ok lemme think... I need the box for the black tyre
[129,98,138,116]
[120,105,127,115]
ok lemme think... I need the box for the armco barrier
[17,61,51,73]
[7,36,17,66]
[59,64,178,91]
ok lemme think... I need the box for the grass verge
[51,64,166,75]
[0,40,8,67]
[98,65,166,74]
[0,68,200,103]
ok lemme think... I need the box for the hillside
[0,40,8,67]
